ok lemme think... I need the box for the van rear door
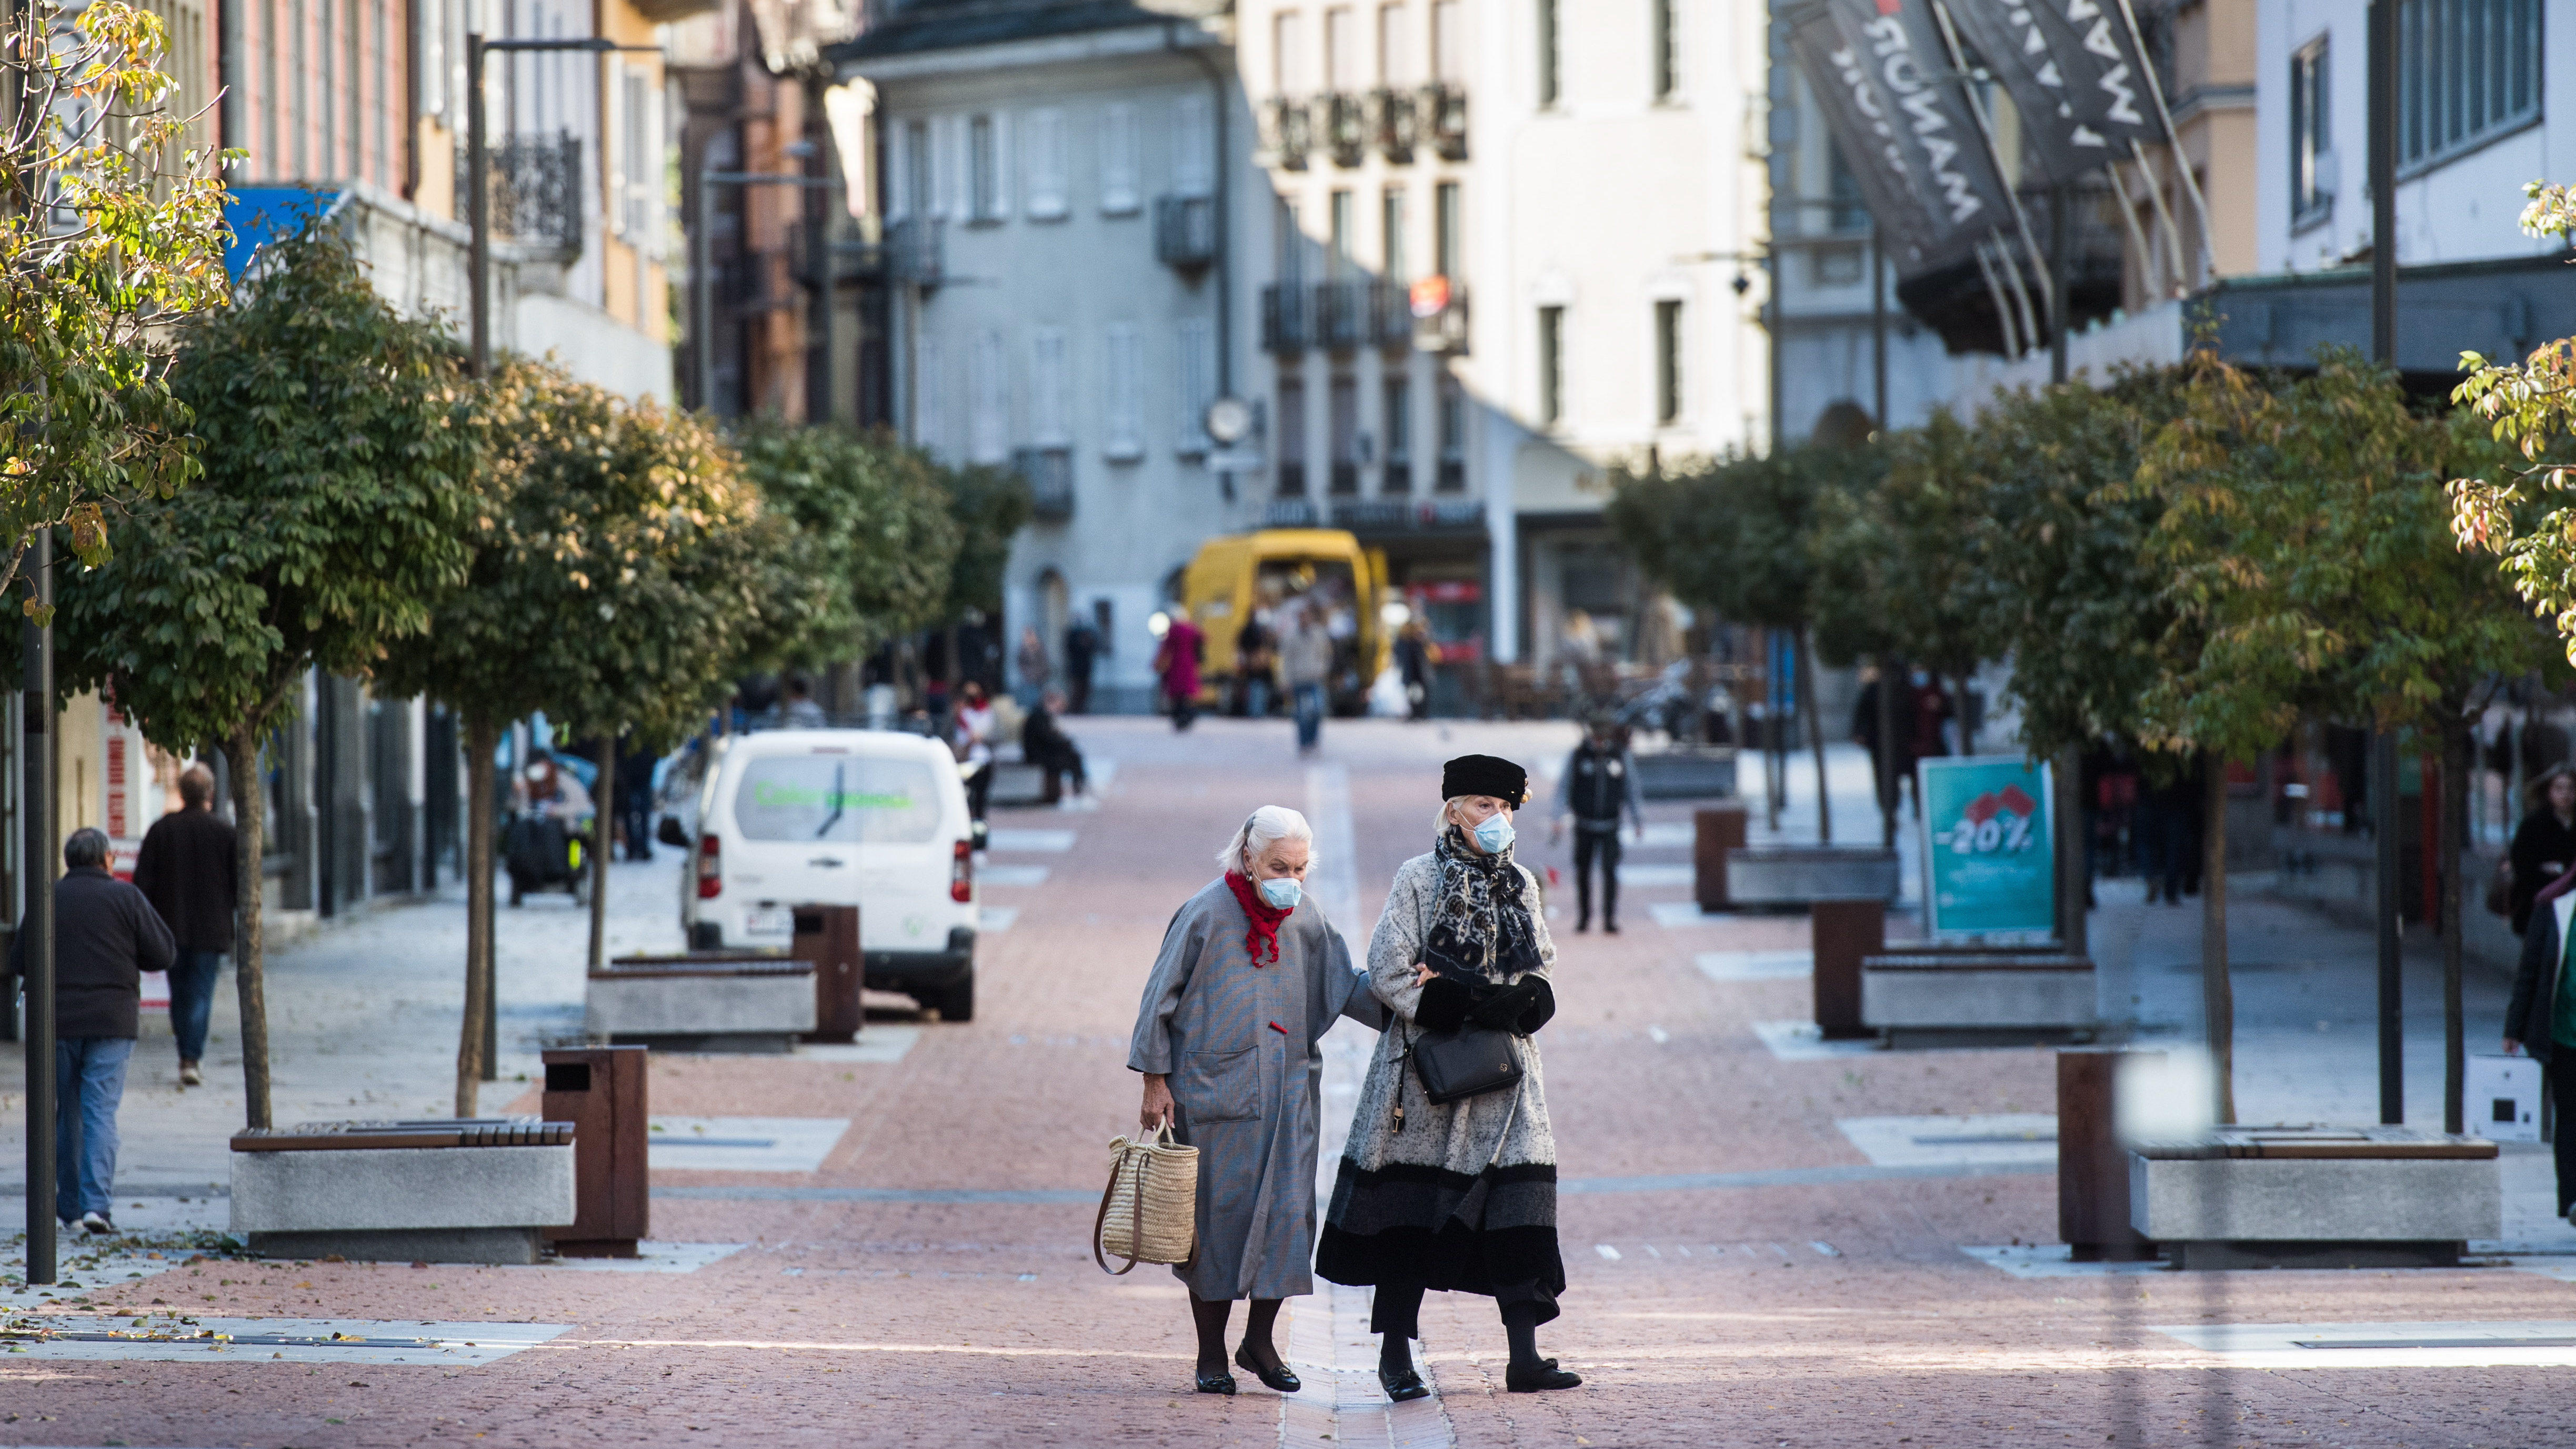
[724,744,948,946]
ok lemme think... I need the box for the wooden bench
[587,953,817,1053]
[2129,1126,2502,1269]
[230,1117,578,1264]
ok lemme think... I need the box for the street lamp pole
[20,527,52,1283]
[2367,0,2404,1128]
[694,170,848,421]
[465,34,661,378]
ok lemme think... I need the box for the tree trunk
[2056,745,2088,955]
[2201,755,2235,1124]
[1762,628,1781,833]
[588,737,614,972]
[2441,720,2468,1136]
[1953,673,1977,756]
[1876,656,1899,848]
[219,724,274,1129]
[457,714,498,1117]
[1800,629,1831,844]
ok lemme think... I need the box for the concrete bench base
[585,963,817,1041]
[1863,955,2097,1031]
[2130,1131,2501,1250]
[606,1030,798,1055]
[1725,847,1899,908]
[246,1227,547,1266]
[233,1141,576,1264]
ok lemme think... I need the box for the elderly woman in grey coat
[1316,753,1581,1397]
[1130,805,1384,1395]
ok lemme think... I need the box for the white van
[680,728,979,1020]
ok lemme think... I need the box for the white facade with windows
[850,12,1266,712]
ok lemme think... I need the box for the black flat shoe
[1377,1364,1430,1402]
[1505,1363,1582,1393]
[1194,1370,1238,1395]
[1234,1344,1300,1393]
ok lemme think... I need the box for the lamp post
[692,170,847,420]
[19,527,52,1283]
[466,33,663,378]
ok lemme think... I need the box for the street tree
[53,225,477,1128]
[729,418,960,678]
[374,361,775,1113]
[0,0,232,598]
[1609,446,1871,837]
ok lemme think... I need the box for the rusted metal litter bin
[1692,804,1748,913]
[542,1045,650,1258]
[794,904,864,1044]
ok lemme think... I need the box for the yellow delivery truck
[1180,529,1391,715]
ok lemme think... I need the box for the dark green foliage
[728,418,961,668]
[940,462,1035,621]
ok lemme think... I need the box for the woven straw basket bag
[1092,1124,1199,1273]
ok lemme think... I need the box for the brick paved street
[7,718,2576,1446]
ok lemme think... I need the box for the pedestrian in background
[2510,766,2576,935]
[1317,754,1581,1397]
[781,673,827,728]
[131,764,235,1087]
[1064,617,1100,715]
[1395,619,1435,722]
[1156,612,1204,732]
[1129,806,1384,1395]
[1015,626,1051,708]
[2507,882,2576,1224]
[1021,688,1090,806]
[1235,609,1278,718]
[1281,605,1331,756]
[1550,717,1643,933]
[12,827,176,1235]
[955,679,998,821]
[617,736,659,862]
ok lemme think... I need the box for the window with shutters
[1382,376,1412,494]
[1174,92,1214,198]
[1027,107,1068,220]
[2397,0,2540,177]
[1104,324,1143,462]
[1101,102,1140,215]
[918,334,946,458]
[1278,378,1309,496]
[2290,38,2332,226]
[1031,328,1070,447]
[1379,3,1409,85]
[969,113,1009,223]
[970,330,1008,464]
[1176,318,1215,455]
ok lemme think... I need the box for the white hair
[1219,805,1316,874]
[1436,795,1513,831]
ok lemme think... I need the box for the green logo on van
[750,781,914,811]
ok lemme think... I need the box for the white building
[843,3,1262,712]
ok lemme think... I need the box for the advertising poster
[1920,755,2056,940]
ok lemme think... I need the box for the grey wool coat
[1344,853,1559,1178]
[1128,877,1385,1300]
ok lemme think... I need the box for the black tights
[1189,1294,1283,1374]
[1373,1283,1547,1374]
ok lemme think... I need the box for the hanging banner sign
[1938,0,2170,184]
[1782,0,2019,279]
[1919,755,2057,939]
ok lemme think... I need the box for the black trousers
[1572,825,1621,925]
[1371,1279,1426,1338]
[2553,1056,2576,1215]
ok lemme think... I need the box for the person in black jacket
[9,827,176,1234]
[1021,689,1089,805]
[2510,767,2576,936]
[2509,884,2576,1222]
[1550,717,1645,933]
[131,764,237,1086]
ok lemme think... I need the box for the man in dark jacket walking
[132,764,237,1086]
[11,827,177,1233]
[1551,717,1646,933]
[2509,888,2576,1223]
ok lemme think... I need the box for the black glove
[1465,978,1541,1031]
[1414,974,1476,1032]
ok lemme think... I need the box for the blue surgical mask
[1258,876,1303,910]
[1472,814,1516,854]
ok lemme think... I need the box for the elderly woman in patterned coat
[1129,805,1384,1396]
[1315,753,1583,1397]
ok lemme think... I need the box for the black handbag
[1407,1023,1522,1106]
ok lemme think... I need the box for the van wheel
[932,976,974,1023]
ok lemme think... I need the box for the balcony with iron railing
[1264,96,1313,171]
[1323,94,1368,168]
[1314,281,1371,351]
[886,215,945,288]
[1369,281,1413,349]
[1261,284,1311,354]
[1155,194,1216,271]
[465,133,584,253]
[1015,446,1073,522]
[1421,83,1468,161]
[1372,88,1417,163]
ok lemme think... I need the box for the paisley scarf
[1422,825,1541,983]
[1224,871,1294,966]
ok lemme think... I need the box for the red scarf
[1224,871,1294,966]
